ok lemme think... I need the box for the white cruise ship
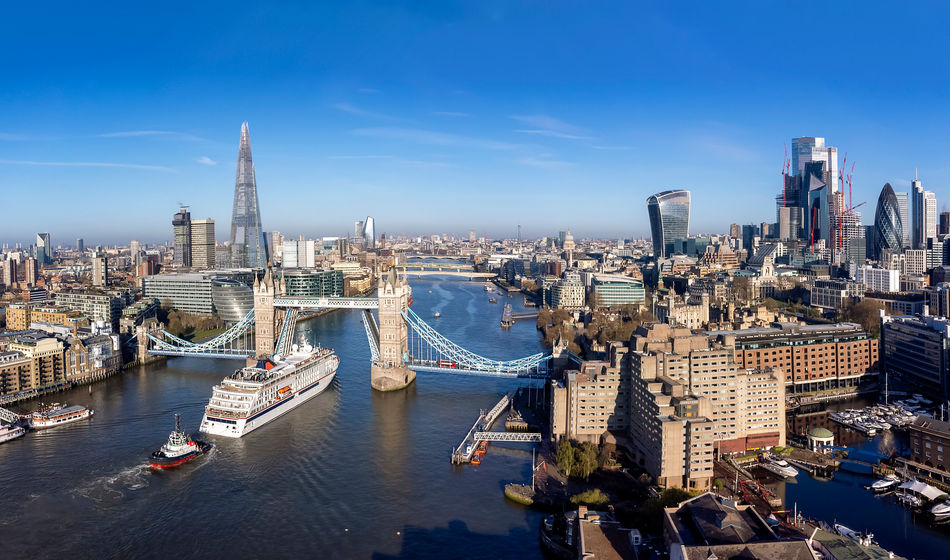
[199,343,339,438]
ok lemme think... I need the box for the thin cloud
[328,154,451,167]
[518,155,573,168]
[332,102,398,121]
[510,114,585,135]
[195,156,217,166]
[352,127,526,151]
[432,111,471,117]
[515,129,592,140]
[97,130,207,142]
[0,159,175,172]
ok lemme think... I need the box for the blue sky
[2,1,949,245]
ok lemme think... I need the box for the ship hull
[0,426,25,444]
[29,409,93,429]
[150,442,212,468]
[200,366,336,438]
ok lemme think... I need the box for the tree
[556,439,576,476]
[570,488,609,508]
[574,442,600,480]
[842,299,885,337]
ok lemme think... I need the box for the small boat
[150,414,212,468]
[834,523,874,546]
[488,298,498,304]
[0,423,25,444]
[433,312,441,318]
[471,453,481,465]
[760,454,798,478]
[899,493,923,508]
[931,500,950,520]
[870,473,900,493]
[484,285,493,291]
[28,404,93,429]
[477,441,487,455]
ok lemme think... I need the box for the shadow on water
[371,520,539,560]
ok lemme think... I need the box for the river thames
[0,278,547,559]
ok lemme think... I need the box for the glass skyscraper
[229,122,267,269]
[362,216,376,249]
[647,190,690,259]
[873,183,903,260]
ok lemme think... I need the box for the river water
[0,278,546,559]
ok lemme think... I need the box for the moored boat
[0,423,26,444]
[28,404,93,429]
[150,414,212,468]
[931,499,950,520]
[760,454,798,478]
[870,473,900,493]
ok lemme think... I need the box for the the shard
[229,122,267,268]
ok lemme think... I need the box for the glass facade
[282,269,344,297]
[362,216,375,249]
[873,183,903,260]
[211,278,254,323]
[647,190,690,259]
[229,122,267,269]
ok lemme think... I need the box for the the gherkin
[873,182,903,260]
[229,122,267,268]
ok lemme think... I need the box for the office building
[190,218,216,269]
[941,212,950,237]
[172,205,192,267]
[809,278,864,309]
[930,284,950,318]
[76,238,84,255]
[282,269,344,297]
[741,224,757,253]
[913,177,938,249]
[35,232,51,265]
[881,315,950,398]
[362,216,376,249]
[130,239,141,268]
[792,137,838,187]
[895,191,911,247]
[590,275,646,307]
[282,239,315,268]
[229,122,267,268]
[873,183,904,260]
[908,417,950,474]
[647,189,690,259]
[142,273,216,315]
[92,256,108,287]
[210,279,254,322]
[627,324,785,490]
[550,278,585,310]
[713,322,879,393]
[856,265,900,292]
[904,249,926,276]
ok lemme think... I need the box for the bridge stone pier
[253,268,285,359]
[371,268,416,392]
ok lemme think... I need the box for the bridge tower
[371,268,416,391]
[253,268,285,358]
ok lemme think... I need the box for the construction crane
[782,143,791,208]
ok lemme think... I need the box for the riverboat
[200,342,339,438]
[0,423,25,444]
[150,414,212,468]
[27,404,93,429]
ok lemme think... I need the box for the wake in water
[72,464,152,505]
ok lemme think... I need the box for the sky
[2,1,950,245]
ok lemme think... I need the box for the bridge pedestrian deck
[451,394,542,464]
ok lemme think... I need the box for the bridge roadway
[273,296,378,309]
[401,270,494,278]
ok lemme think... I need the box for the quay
[451,394,542,464]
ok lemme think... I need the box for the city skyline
[3,3,950,243]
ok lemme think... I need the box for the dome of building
[808,427,833,439]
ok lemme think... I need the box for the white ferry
[199,343,339,438]
[0,423,25,444]
[28,404,93,429]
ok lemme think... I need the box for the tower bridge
[145,268,550,390]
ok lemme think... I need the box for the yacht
[760,454,798,478]
[931,499,950,520]
[870,473,900,493]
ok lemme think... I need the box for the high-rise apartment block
[25,257,38,286]
[92,256,108,287]
[229,122,267,268]
[282,239,315,268]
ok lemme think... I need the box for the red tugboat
[150,414,212,468]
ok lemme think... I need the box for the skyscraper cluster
[171,205,215,270]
